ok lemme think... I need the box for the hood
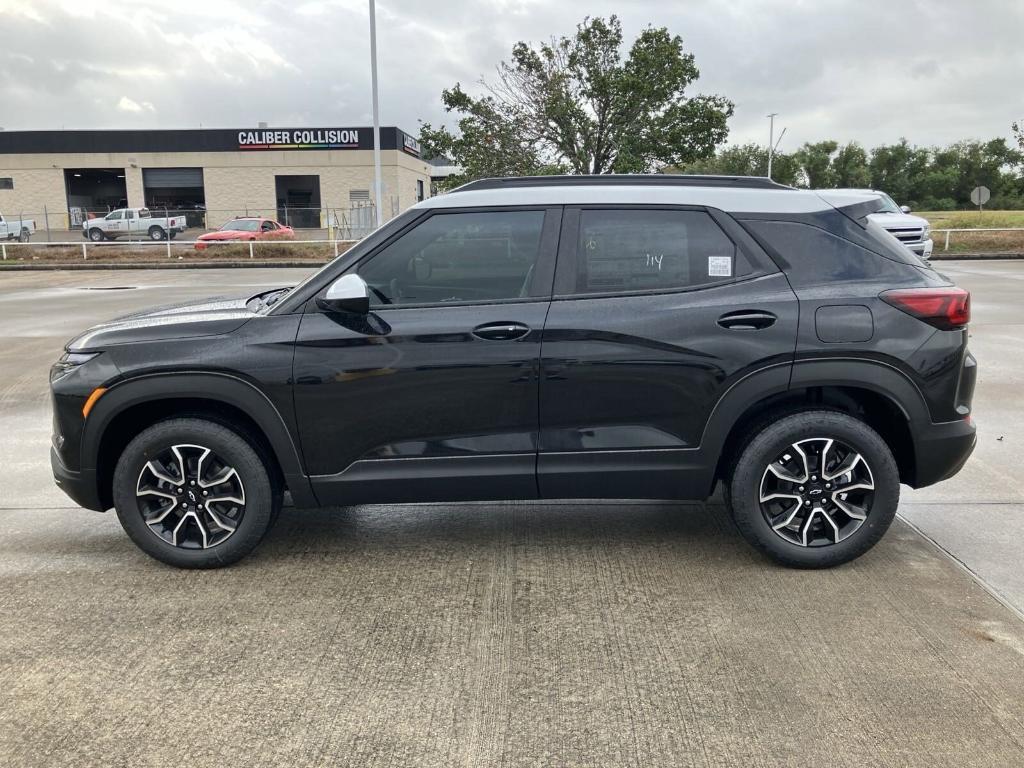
[67,295,256,351]
[866,210,929,228]
[198,230,253,240]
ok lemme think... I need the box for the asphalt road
[1,264,1023,767]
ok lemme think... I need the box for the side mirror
[317,273,370,314]
[900,205,912,214]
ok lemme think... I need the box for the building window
[416,179,425,202]
[0,178,13,190]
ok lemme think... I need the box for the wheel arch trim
[701,357,929,463]
[81,371,314,506]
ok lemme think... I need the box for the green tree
[868,139,930,205]
[420,16,733,181]
[831,143,871,188]
[673,143,800,187]
[794,140,839,188]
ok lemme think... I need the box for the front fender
[82,371,315,507]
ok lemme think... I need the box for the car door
[293,206,561,506]
[105,210,124,236]
[537,205,799,500]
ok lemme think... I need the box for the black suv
[50,176,976,569]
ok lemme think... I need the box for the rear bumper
[911,417,976,488]
[51,445,105,511]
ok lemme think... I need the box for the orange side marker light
[82,387,107,419]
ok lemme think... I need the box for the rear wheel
[148,225,166,241]
[727,410,899,568]
[17,227,30,242]
[112,418,279,568]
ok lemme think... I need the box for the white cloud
[0,0,1021,148]
[117,96,155,113]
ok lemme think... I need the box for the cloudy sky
[1,0,1021,152]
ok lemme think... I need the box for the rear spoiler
[814,190,887,228]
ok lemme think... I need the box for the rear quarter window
[741,219,916,288]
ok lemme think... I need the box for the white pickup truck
[831,189,933,260]
[82,208,187,242]
[0,212,36,242]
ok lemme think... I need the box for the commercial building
[0,126,432,231]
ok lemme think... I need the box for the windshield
[873,193,902,214]
[221,219,260,232]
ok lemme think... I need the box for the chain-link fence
[1,198,401,243]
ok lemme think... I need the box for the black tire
[88,228,105,242]
[112,418,279,568]
[727,410,899,568]
[148,226,166,241]
[18,227,30,243]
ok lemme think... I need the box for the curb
[930,252,1024,261]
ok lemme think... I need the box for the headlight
[921,223,930,238]
[49,352,99,383]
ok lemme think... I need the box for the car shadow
[254,498,744,562]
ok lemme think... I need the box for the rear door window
[570,209,742,295]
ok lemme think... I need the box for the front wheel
[727,410,899,568]
[88,228,105,242]
[112,418,279,568]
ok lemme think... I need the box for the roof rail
[451,174,794,193]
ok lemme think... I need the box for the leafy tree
[831,143,872,188]
[420,16,733,181]
[674,135,1024,208]
[672,143,800,187]
[868,139,931,205]
[794,140,839,188]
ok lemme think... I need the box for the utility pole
[369,0,384,228]
[766,113,778,180]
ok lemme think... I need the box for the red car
[194,217,294,250]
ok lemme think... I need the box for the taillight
[880,287,970,331]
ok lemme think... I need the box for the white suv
[831,189,933,259]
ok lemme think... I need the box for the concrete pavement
[1,265,1023,767]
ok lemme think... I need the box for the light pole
[369,0,384,228]
[765,112,786,181]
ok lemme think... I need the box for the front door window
[357,210,546,306]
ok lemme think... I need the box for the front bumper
[51,445,105,511]
[911,417,976,488]
[907,238,934,259]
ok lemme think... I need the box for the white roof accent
[414,184,878,215]
[815,189,886,209]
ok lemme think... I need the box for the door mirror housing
[318,273,370,314]
[899,205,912,214]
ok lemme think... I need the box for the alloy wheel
[758,437,875,547]
[135,443,246,549]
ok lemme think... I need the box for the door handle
[472,322,531,341]
[717,310,777,330]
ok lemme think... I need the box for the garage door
[142,168,204,188]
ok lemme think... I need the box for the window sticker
[707,256,732,277]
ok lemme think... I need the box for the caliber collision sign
[238,129,361,150]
